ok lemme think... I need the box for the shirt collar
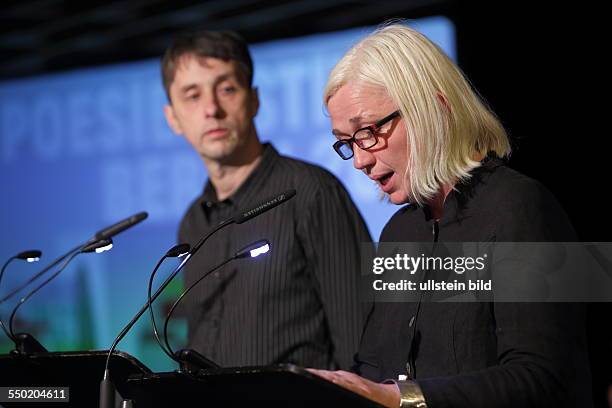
[423,156,505,225]
[200,143,280,212]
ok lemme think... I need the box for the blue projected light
[0,17,455,370]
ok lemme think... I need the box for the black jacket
[355,159,593,408]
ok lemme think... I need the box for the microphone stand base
[174,348,219,373]
[11,332,48,354]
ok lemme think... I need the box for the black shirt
[178,143,372,369]
[356,159,593,407]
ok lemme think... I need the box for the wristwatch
[384,379,428,408]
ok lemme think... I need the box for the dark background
[2,0,605,239]
[1,0,609,406]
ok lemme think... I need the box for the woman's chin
[387,190,410,205]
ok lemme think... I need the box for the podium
[0,351,383,407]
[123,364,384,407]
[0,350,149,407]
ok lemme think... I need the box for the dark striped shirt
[178,143,372,369]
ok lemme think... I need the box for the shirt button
[214,271,220,278]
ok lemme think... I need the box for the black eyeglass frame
[332,110,401,160]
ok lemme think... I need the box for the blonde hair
[324,23,511,205]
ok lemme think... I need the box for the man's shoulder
[177,191,209,243]
[271,153,345,189]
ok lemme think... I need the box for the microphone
[187,190,296,257]
[0,247,81,305]
[100,192,293,408]
[234,239,270,258]
[0,250,42,342]
[15,250,42,262]
[0,250,43,292]
[7,238,113,353]
[95,211,148,240]
[162,239,271,369]
[232,189,296,224]
[1,212,147,305]
[82,239,113,254]
[165,243,190,258]
[148,244,191,361]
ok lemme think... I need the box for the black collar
[422,156,505,225]
[200,143,280,213]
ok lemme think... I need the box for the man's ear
[250,87,260,118]
[163,104,183,135]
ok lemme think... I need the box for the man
[309,24,593,407]
[161,30,372,369]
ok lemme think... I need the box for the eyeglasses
[332,110,400,160]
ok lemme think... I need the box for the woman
[308,23,592,408]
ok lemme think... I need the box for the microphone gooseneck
[8,250,80,345]
[103,219,232,377]
[100,221,230,408]
[162,257,234,358]
[101,192,294,408]
[147,244,191,361]
[162,239,271,359]
[8,238,112,341]
[0,250,43,342]
[1,211,147,305]
[0,245,82,305]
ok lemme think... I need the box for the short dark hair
[161,30,254,100]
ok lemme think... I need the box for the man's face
[327,82,410,204]
[164,55,258,163]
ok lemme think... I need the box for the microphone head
[235,239,271,259]
[281,189,296,200]
[16,250,42,262]
[95,211,148,240]
[233,189,296,224]
[166,243,191,258]
[82,238,113,254]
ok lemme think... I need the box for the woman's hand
[307,369,400,407]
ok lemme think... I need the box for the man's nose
[203,94,222,118]
[352,146,375,170]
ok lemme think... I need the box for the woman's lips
[377,172,395,193]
